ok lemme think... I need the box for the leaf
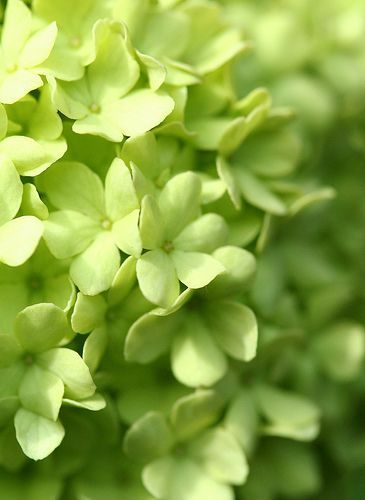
[171,316,227,387]
[137,250,180,308]
[0,216,43,266]
[71,293,107,334]
[188,428,248,485]
[37,348,96,400]
[14,408,65,461]
[70,232,120,295]
[18,365,64,421]
[158,171,202,240]
[171,251,224,289]
[174,214,228,253]
[15,303,70,353]
[0,156,22,225]
[171,390,224,441]
[124,412,173,462]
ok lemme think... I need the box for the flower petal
[171,250,224,289]
[0,216,43,266]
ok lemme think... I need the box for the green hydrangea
[0,0,363,498]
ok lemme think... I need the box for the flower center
[90,103,101,114]
[24,354,34,365]
[27,274,43,290]
[70,36,81,48]
[163,240,174,253]
[101,218,112,230]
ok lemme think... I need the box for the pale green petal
[255,385,320,442]
[72,111,125,143]
[18,364,64,421]
[14,408,65,461]
[139,195,165,250]
[88,21,140,104]
[112,209,142,257]
[37,347,96,400]
[137,250,180,308]
[171,390,224,442]
[43,210,99,259]
[105,158,139,221]
[82,326,108,373]
[15,303,70,353]
[208,246,257,298]
[62,393,106,411]
[20,183,49,220]
[70,232,120,295]
[48,76,89,120]
[71,293,107,334]
[207,301,258,362]
[28,84,63,141]
[158,172,202,240]
[0,216,43,266]
[40,161,105,218]
[124,411,173,462]
[19,22,57,69]
[171,251,224,289]
[0,71,43,105]
[224,390,258,454]
[235,170,287,215]
[110,89,175,137]
[171,316,227,387]
[173,214,228,253]
[216,156,241,210]
[0,135,51,176]
[121,132,161,179]
[0,103,8,140]
[108,256,137,306]
[143,457,233,500]
[188,428,248,485]
[2,0,32,65]
[0,156,22,225]
[125,311,178,363]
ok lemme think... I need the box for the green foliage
[0,0,363,498]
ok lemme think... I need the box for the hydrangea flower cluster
[0,0,364,498]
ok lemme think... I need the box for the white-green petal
[15,303,70,354]
[137,250,180,308]
[18,364,64,421]
[0,216,43,266]
[159,171,202,240]
[104,158,139,221]
[112,209,142,257]
[19,22,57,69]
[173,213,228,253]
[71,293,107,334]
[37,348,96,400]
[188,428,248,485]
[44,210,99,259]
[0,156,23,225]
[139,195,165,250]
[70,233,120,295]
[207,301,258,362]
[40,161,105,218]
[0,71,43,105]
[14,408,65,460]
[171,250,224,289]
[171,317,227,387]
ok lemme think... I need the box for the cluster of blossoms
[0,0,364,499]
